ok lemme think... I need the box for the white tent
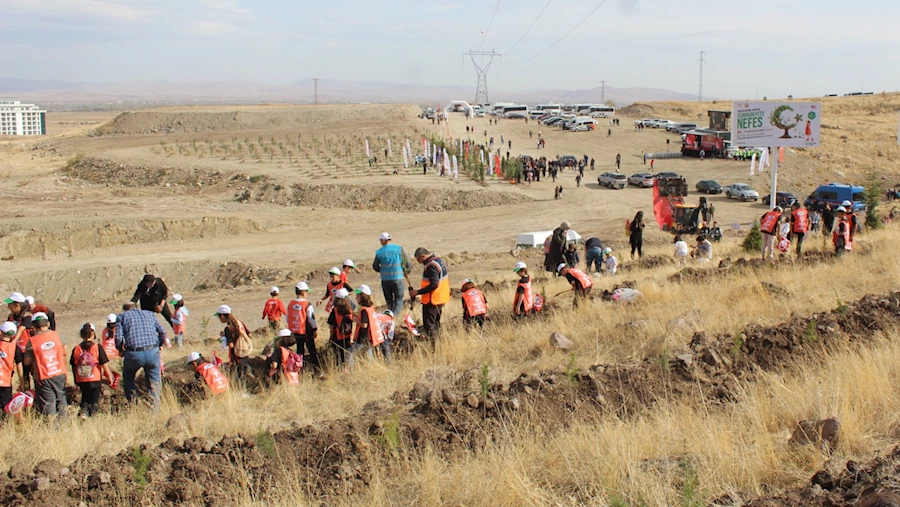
[515,230,583,248]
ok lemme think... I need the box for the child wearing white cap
[266,329,302,385]
[288,282,320,374]
[188,351,229,395]
[261,287,286,332]
[70,323,115,418]
[215,305,253,372]
[603,248,618,275]
[318,267,353,315]
[341,260,356,285]
[326,288,355,370]
[170,294,189,348]
[0,321,24,412]
[349,285,391,365]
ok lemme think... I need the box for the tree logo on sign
[770,105,797,139]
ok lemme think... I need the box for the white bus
[575,104,594,115]
[535,104,563,114]
[502,105,529,118]
[491,102,515,115]
[588,105,616,118]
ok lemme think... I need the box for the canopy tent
[515,230,583,248]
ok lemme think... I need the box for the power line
[508,0,609,65]
[502,0,553,59]
[479,0,502,50]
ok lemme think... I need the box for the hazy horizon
[4,0,898,100]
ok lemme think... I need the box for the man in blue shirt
[116,301,166,409]
[372,232,410,317]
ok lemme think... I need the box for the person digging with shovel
[557,263,593,308]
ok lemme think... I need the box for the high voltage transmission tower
[464,50,501,105]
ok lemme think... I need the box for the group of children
[673,235,714,266]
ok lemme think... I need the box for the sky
[3,0,899,100]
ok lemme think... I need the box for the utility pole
[600,80,606,104]
[698,51,706,102]
[464,49,501,105]
[314,78,319,105]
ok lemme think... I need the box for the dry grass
[2,227,900,505]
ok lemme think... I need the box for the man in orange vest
[790,201,810,257]
[759,206,783,262]
[27,312,68,417]
[261,286,287,332]
[0,321,24,413]
[188,352,229,395]
[558,263,594,307]
[287,282,320,374]
[408,247,449,344]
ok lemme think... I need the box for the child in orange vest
[28,312,68,417]
[267,329,302,385]
[318,268,353,315]
[349,285,390,365]
[327,289,354,371]
[188,351,229,396]
[460,278,488,330]
[341,259,356,285]
[0,321,24,414]
[70,323,115,418]
[261,287,286,332]
[513,262,535,318]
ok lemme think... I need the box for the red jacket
[262,298,286,321]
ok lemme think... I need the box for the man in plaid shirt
[116,302,166,408]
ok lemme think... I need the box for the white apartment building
[0,101,46,136]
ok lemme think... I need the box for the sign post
[732,101,821,210]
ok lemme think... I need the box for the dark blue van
[804,183,865,211]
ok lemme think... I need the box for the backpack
[284,350,303,373]
[232,321,253,358]
[338,316,354,339]
[625,219,632,237]
[76,347,98,379]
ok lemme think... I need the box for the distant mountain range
[0,78,699,107]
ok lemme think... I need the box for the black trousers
[0,386,12,416]
[77,382,102,416]
[294,333,320,371]
[463,314,485,330]
[422,303,443,342]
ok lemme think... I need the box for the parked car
[666,123,683,132]
[654,171,681,179]
[628,172,655,187]
[558,155,577,167]
[803,183,866,211]
[636,118,653,126]
[762,192,798,207]
[651,119,671,128]
[546,117,565,126]
[695,180,723,194]
[641,118,657,127]
[676,124,698,134]
[598,172,628,189]
[724,183,760,202]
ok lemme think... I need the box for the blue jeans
[123,348,162,409]
[381,279,405,316]
[586,247,604,272]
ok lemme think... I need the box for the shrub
[865,173,882,230]
[742,220,762,252]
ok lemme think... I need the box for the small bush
[743,220,762,253]
[865,173,882,230]
[256,429,276,457]
[132,446,151,488]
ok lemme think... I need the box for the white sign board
[732,101,821,147]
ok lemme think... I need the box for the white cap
[187,352,202,362]
[328,267,341,276]
[335,288,350,299]
[25,296,34,306]
[0,322,16,335]
[603,247,612,255]
[169,294,183,305]
[4,292,25,304]
[557,263,568,273]
[842,200,852,207]
[379,232,391,241]
[460,278,474,288]
[214,304,232,316]
[354,284,372,296]
[343,259,356,268]
[278,329,292,337]
[270,286,280,294]
[87,323,96,331]
[514,261,527,272]
[295,281,309,291]
[32,312,49,322]
[107,313,117,324]
[383,310,393,317]
[836,206,847,212]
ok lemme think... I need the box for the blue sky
[3,0,898,99]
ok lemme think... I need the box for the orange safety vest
[72,342,102,383]
[0,340,16,388]
[324,281,344,314]
[333,312,353,342]
[101,328,120,359]
[287,298,310,335]
[196,361,229,395]
[357,307,383,346]
[421,258,450,305]
[279,346,300,385]
[375,313,394,341]
[760,210,781,235]
[514,278,534,314]
[833,218,852,250]
[462,289,487,317]
[31,330,67,381]
[791,209,809,233]
[568,268,594,290]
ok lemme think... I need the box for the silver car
[725,183,760,202]
[628,172,655,187]
[598,172,627,189]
